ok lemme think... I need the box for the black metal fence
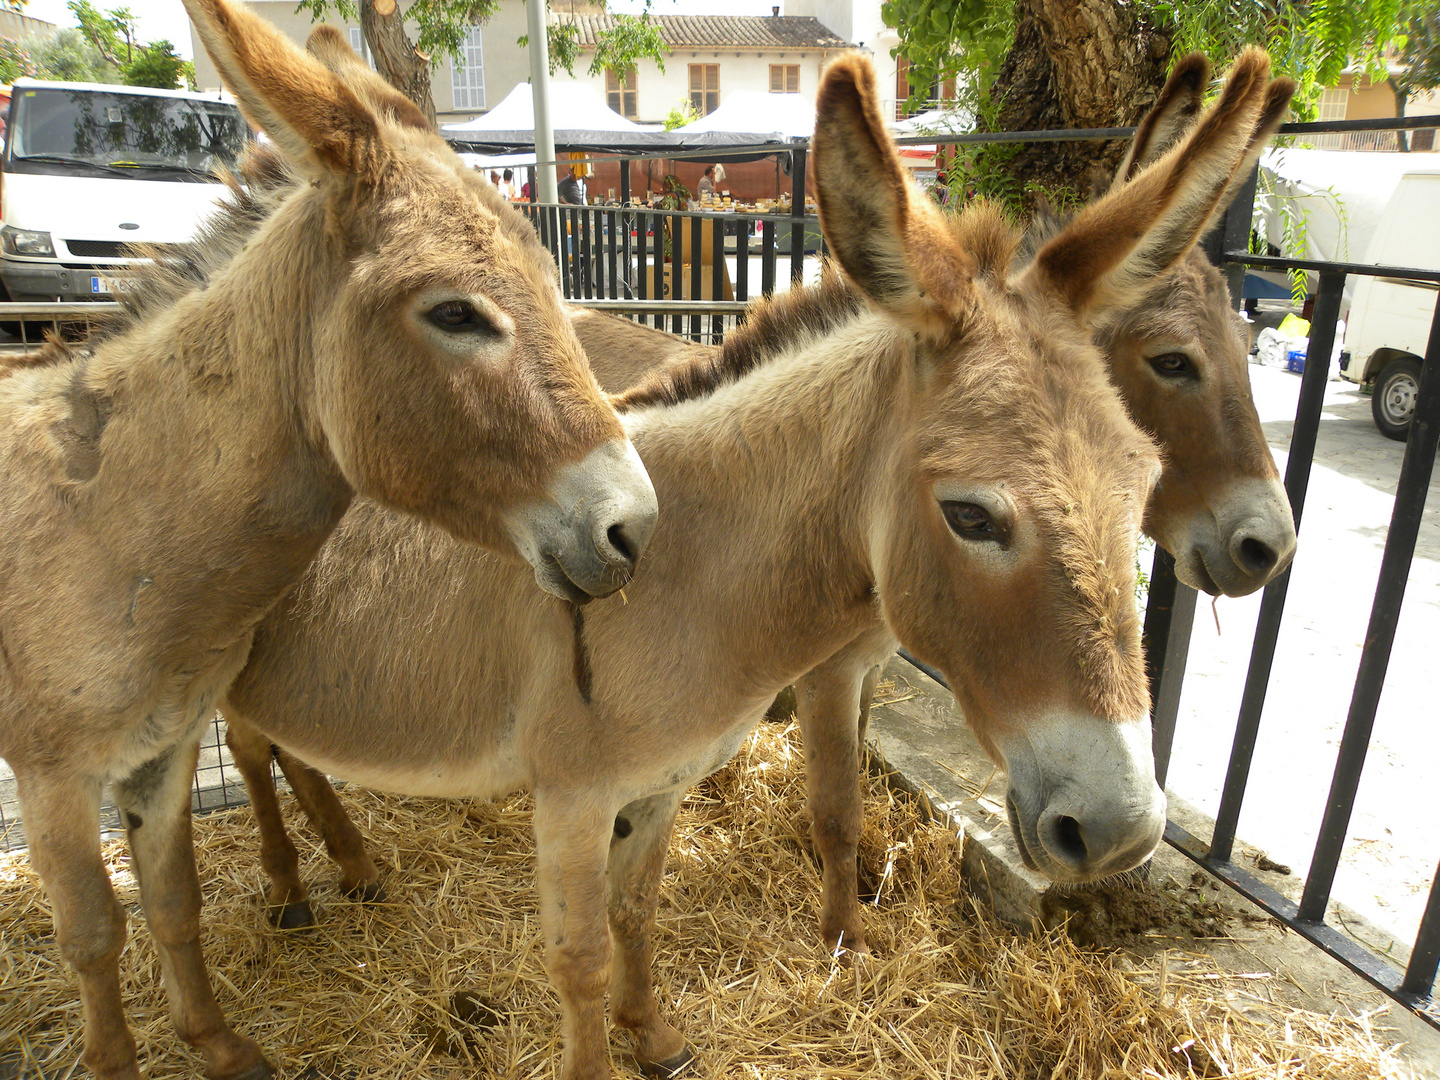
[513,200,825,345]
[1142,249,1440,1026]
[1,110,1436,1028]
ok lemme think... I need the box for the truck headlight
[1,226,55,257]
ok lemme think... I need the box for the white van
[1338,168,1440,440]
[0,79,248,313]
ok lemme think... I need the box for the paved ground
[1164,360,1439,957]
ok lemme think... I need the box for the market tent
[673,90,817,141]
[889,107,973,170]
[441,81,676,154]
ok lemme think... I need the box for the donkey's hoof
[224,1060,275,1080]
[639,1045,697,1078]
[268,900,316,932]
[342,880,387,905]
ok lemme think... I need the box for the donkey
[0,1,658,1078]
[788,54,1301,956]
[202,52,1283,1080]
[223,55,1298,959]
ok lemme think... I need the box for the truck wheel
[1371,356,1422,441]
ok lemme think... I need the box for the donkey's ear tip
[1268,76,1299,105]
[824,52,873,86]
[307,25,346,50]
[1232,45,1272,81]
[1173,52,1210,85]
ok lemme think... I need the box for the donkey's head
[1092,54,1298,597]
[814,51,1281,882]
[182,0,655,602]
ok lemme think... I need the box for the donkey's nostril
[607,522,635,566]
[1053,815,1087,864]
[1235,534,1278,576]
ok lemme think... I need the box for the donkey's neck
[618,311,908,693]
[68,189,353,651]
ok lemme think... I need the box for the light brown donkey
[789,53,1301,956]
[0,2,657,1079]
[210,52,1282,1080]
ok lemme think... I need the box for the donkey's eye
[1149,351,1193,377]
[941,501,1003,544]
[426,300,497,335]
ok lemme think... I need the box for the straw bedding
[1,721,1416,1079]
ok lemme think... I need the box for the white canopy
[673,90,817,140]
[891,106,975,136]
[441,81,663,135]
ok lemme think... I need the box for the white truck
[0,79,249,324]
[1338,168,1440,440]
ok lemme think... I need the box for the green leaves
[68,0,189,87]
[589,13,667,79]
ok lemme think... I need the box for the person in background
[502,168,516,200]
[698,165,715,199]
[933,170,950,206]
[557,166,586,205]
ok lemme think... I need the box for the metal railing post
[1209,268,1347,863]
[1297,291,1440,923]
[1142,548,1197,789]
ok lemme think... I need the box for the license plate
[91,274,137,295]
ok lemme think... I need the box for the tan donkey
[0,2,658,1079]
[204,52,1284,1080]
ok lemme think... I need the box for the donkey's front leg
[608,791,692,1077]
[114,738,273,1080]
[15,769,139,1080]
[794,631,895,955]
[533,790,620,1080]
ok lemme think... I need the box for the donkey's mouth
[535,553,596,605]
[1005,792,1041,873]
[1178,548,1222,597]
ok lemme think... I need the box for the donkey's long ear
[182,0,384,180]
[812,54,974,340]
[1110,52,1210,191]
[1201,74,1296,232]
[306,25,434,133]
[1025,47,1273,321]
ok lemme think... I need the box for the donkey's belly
[266,737,531,802]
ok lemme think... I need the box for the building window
[607,67,638,119]
[347,27,375,69]
[689,63,719,116]
[1317,87,1348,122]
[770,64,799,94]
[450,25,486,111]
[895,56,953,118]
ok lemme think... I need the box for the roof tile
[553,13,852,51]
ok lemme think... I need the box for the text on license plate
[91,275,137,295]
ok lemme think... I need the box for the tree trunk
[985,0,1172,203]
[1391,80,1410,152]
[361,0,438,127]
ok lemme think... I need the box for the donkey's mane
[613,272,867,412]
[0,155,279,379]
